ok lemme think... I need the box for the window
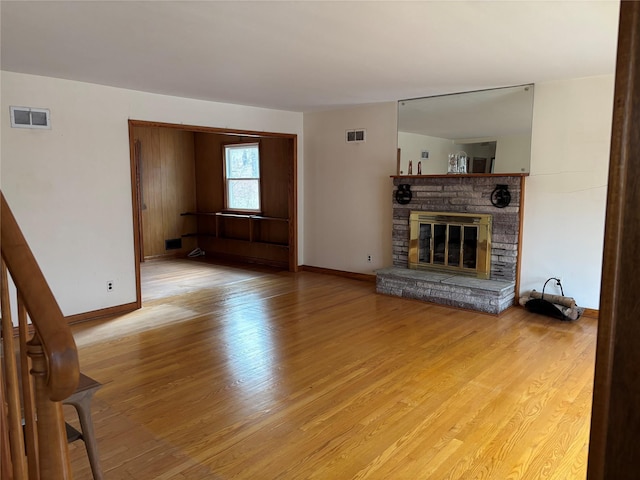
[224,143,261,212]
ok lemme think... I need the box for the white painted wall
[305,76,613,310]
[304,103,397,273]
[520,75,614,309]
[1,71,613,315]
[1,71,303,316]
[397,132,453,174]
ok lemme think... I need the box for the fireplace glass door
[419,223,478,269]
[409,211,492,278]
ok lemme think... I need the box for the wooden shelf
[181,233,216,238]
[181,211,289,222]
[180,211,218,216]
[215,212,289,222]
[180,211,289,246]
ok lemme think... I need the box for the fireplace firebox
[408,211,492,279]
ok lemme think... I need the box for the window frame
[222,142,262,214]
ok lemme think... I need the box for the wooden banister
[1,191,80,479]
[1,192,79,401]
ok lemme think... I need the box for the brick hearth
[377,174,526,314]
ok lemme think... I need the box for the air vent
[165,238,182,250]
[10,106,51,129]
[346,129,366,143]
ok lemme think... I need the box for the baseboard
[10,301,140,336]
[64,301,140,325]
[301,265,376,282]
[143,251,184,261]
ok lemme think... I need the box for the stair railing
[1,191,80,479]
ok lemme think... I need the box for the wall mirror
[397,84,534,175]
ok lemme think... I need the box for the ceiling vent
[10,106,51,129]
[346,129,366,143]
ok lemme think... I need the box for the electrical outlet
[107,281,114,292]
[367,255,372,263]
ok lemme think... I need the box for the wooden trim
[133,139,145,263]
[588,4,640,478]
[221,140,262,213]
[128,122,143,307]
[289,135,299,272]
[64,302,139,325]
[390,173,529,179]
[301,265,376,283]
[128,119,296,139]
[514,175,526,305]
[9,300,134,335]
[144,251,188,261]
[582,308,599,319]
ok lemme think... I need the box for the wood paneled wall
[193,132,293,267]
[134,126,197,259]
[131,123,294,268]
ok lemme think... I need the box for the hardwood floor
[67,258,597,479]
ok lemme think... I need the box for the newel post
[28,335,74,479]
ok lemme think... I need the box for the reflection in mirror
[397,85,534,175]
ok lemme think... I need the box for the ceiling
[0,1,620,112]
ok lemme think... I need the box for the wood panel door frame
[588,2,640,478]
[127,119,299,306]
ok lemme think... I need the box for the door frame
[587,3,640,478]
[127,119,299,307]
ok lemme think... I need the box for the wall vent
[165,238,182,250]
[10,106,51,129]
[346,129,366,143]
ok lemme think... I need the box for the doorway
[128,120,298,306]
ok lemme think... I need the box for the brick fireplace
[376,174,526,314]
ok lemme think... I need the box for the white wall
[304,76,613,309]
[397,132,453,174]
[1,71,613,314]
[520,75,614,309]
[1,71,303,316]
[304,103,397,273]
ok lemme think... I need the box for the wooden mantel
[390,173,530,179]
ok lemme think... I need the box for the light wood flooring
[66,258,597,479]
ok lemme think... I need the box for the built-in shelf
[181,211,289,222]
[180,211,289,246]
[181,232,216,238]
[180,211,218,216]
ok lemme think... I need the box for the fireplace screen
[409,211,492,278]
